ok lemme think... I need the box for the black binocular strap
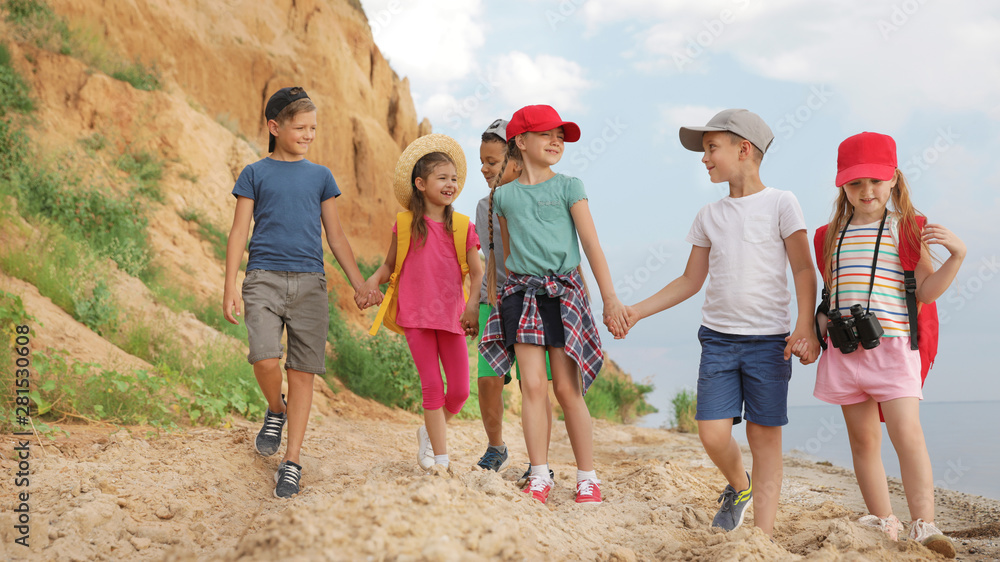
[833,209,888,315]
[903,270,919,349]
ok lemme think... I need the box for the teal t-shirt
[493,173,587,276]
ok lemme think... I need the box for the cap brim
[507,120,581,142]
[836,163,896,187]
[393,134,468,209]
[678,126,726,152]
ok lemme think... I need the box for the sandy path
[2,391,998,561]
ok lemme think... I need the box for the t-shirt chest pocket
[536,200,563,222]
[742,214,773,244]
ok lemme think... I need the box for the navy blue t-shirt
[232,158,340,273]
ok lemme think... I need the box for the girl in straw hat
[479,105,629,504]
[360,134,483,472]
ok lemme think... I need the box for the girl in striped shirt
[809,132,965,557]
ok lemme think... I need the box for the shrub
[30,350,177,427]
[110,59,160,91]
[72,279,117,336]
[2,0,72,54]
[670,388,698,433]
[584,371,657,424]
[326,303,422,411]
[0,43,34,116]
[178,208,228,261]
[116,148,164,202]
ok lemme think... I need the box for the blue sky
[360,0,1000,417]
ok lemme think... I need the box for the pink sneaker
[575,478,602,503]
[858,514,902,541]
[523,475,552,504]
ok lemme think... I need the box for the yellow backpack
[369,211,471,335]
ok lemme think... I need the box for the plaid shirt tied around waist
[478,270,603,394]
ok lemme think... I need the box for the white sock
[577,469,597,482]
[530,463,550,480]
[490,443,507,453]
[434,454,449,467]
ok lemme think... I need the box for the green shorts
[477,303,551,383]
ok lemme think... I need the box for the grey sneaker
[711,472,753,531]
[477,445,511,472]
[255,395,286,456]
[273,460,302,498]
[517,464,555,488]
[908,519,956,558]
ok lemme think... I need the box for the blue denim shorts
[695,326,791,427]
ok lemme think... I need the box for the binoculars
[827,304,884,354]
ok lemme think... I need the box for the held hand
[222,290,241,325]
[784,328,820,365]
[460,307,479,338]
[922,223,967,259]
[602,297,629,339]
[625,305,641,332]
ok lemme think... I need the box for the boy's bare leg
[746,421,782,536]
[843,399,893,518]
[515,344,550,467]
[478,376,505,447]
[549,348,593,471]
[253,358,286,414]
[698,418,751,491]
[425,407,456,456]
[283,368,314,465]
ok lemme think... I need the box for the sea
[638,401,1000,501]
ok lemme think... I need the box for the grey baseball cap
[679,108,774,154]
[483,118,508,141]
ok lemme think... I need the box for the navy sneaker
[517,464,555,488]
[712,472,753,531]
[255,395,287,456]
[273,460,302,498]
[476,445,511,472]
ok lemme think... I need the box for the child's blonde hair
[821,169,927,287]
[272,98,316,125]
[409,152,456,246]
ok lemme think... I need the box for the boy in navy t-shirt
[222,87,373,498]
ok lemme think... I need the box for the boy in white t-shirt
[624,109,820,537]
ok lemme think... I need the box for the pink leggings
[403,327,470,413]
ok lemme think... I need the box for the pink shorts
[814,336,923,405]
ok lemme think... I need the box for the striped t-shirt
[830,216,909,337]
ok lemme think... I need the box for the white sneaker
[416,426,434,470]
[858,514,902,541]
[908,519,956,558]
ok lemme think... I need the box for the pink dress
[394,217,480,334]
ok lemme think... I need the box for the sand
[1,379,998,561]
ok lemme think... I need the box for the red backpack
[813,215,939,385]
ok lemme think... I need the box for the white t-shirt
[685,187,807,335]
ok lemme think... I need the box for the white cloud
[660,104,724,133]
[360,0,485,84]
[494,51,592,112]
[580,1,1000,124]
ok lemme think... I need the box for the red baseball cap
[505,105,581,142]
[836,132,897,187]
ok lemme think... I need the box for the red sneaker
[523,475,552,504]
[575,478,602,503]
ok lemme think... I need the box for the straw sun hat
[392,134,467,209]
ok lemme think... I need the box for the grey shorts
[242,270,329,374]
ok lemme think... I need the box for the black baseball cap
[265,86,310,152]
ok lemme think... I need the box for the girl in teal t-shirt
[479,104,628,505]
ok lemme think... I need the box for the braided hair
[485,138,521,306]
